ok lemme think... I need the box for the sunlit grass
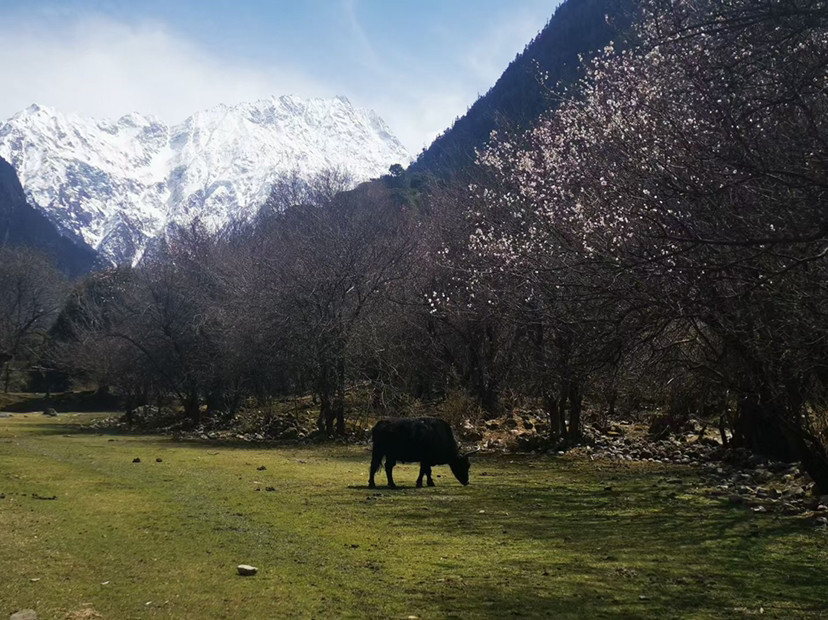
[1,414,826,618]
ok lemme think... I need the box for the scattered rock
[463,429,484,442]
[237,564,258,576]
[265,486,276,492]
[256,465,267,471]
[10,610,37,620]
[42,408,57,417]
[782,502,800,515]
[132,457,141,463]
[815,516,828,526]
[155,458,163,463]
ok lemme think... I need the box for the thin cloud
[341,0,387,78]
[0,16,327,125]
[0,5,557,155]
[463,8,552,84]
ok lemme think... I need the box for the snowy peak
[0,97,411,265]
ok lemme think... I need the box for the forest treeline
[2,0,828,491]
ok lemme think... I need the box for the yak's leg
[385,458,397,488]
[369,448,383,489]
[425,465,435,487]
[417,463,427,488]
[417,464,434,487]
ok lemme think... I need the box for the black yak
[368,417,477,488]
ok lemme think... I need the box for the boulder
[10,611,37,620]
[42,408,57,417]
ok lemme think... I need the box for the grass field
[1,414,826,619]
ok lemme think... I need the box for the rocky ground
[459,410,828,526]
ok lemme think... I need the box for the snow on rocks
[0,97,412,265]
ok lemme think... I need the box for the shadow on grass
[386,465,828,618]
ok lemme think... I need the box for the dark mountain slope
[0,157,98,276]
[410,0,636,178]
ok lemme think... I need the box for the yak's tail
[370,446,384,476]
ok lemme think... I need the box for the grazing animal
[369,417,477,488]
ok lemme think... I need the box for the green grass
[1,415,826,619]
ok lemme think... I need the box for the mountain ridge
[410,0,635,178]
[0,96,411,265]
[0,156,98,276]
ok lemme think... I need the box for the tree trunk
[567,380,583,442]
[371,381,385,411]
[316,359,335,435]
[2,359,11,393]
[557,386,569,439]
[334,355,346,435]
[183,392,200,428]
[543,391,561,443]
[480,380,499,416]
[732,394,798,461]
[606,389,617,421]
[796,433,828,495]
[124,391,136,425]
[317,390,334,435]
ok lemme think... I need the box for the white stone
[237,564,258,576]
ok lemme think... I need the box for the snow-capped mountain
[0,96,411,264]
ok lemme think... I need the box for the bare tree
[253,172,416,434]
[0,247,65,392]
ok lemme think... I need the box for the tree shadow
[378,463,828,617]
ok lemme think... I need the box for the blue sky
[0,0,560,153]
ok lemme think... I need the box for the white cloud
[0,16,328,126]
[0,5,556,156]
[372,2,555,153]
[371,90,472,158]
